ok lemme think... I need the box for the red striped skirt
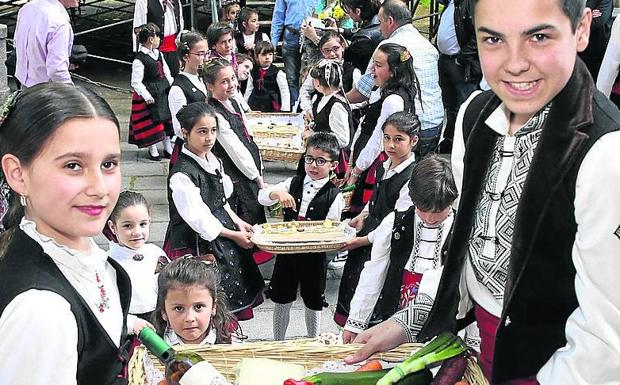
[128,92,165,148]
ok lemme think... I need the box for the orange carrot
[356,359,383,372]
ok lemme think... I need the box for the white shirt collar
[107,241,148,262]
[484,102,550,137]
[164,327,217,346]
[383,153,416,175]
[303,175,330,188]
[180,146,221,174]
[20,217,108,279]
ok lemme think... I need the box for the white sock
[305,307,321,338]
[148,144,159,156]
[273,302,293,341]
[163,136,173,153]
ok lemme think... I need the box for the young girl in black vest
[204,58,267,227]
[0,84,134,384]
[258,133,345,339]
[298,30,360,113]
[244,41,290,112]
[342,155,457,343]
[334,111,420,332]
[163,102,264,320]
[130,23,174,162]
[345,43,421,216]
[220,0,241,30]
[300,59,353,179]
[235,7,268,56]
[168,31,209,165]
[207,22,239,70]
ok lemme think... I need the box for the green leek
[377,332,467,385]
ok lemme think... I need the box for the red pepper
[283,379,314,385]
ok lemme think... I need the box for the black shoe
[163,150,172,159]
[148,152,161,161]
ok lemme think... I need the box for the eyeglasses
[189,51,208,59]
[321,45,342,56]
[304,155,331,166]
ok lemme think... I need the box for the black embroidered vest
[248,65,281,112]
[418,59,620,382]
[146,0,180,38]
[172,74,206,104]
[360,161,416,237]
[0,229,131,385]
[235,31,265,56]
[312,94,354,142]
[209,97,262,181]
[165,152,233,251]
[283,175,340,222]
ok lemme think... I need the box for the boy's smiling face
[475,0,591,127]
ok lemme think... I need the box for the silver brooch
[133,254,144,261]
[394,232,400,240]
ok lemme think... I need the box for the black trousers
[438,54,479,150]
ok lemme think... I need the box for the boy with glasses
[258,132,345,340]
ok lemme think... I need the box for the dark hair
[176,30,206,58]
[137,23,160,45]
[108,191,151,224]
[380,0,413,28]
[206,22,234,48]
[342,0,381,22]
[240,6,258,26]
[220,0,240,21]
[0,83,120,256]
[408,154,458,213]
[318,30,347,52]
[310,59,344,90]
[153,258,235,344]
[254,40,274,56]
[176,102,218,133]
[305,132,340,161]
[201,57,233,85]
[382,111,421,139]
[472,0,585,32]
[376,43,421,108]
[236,53,254,66]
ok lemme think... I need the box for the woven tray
[248,112,304,139]
[260,147,303,163]
[128,339,423,385]
[251,221,355,254]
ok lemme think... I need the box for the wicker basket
[251,221,355,254]
[128,340,423,385]
[128,341,490,385]
[259,147,304,163]
[248,112,304,140]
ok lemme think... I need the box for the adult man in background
[14,0,78,87]
[346,0,444,157]
[270,0,319,107]
[436,0,482,153]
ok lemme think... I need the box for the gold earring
[19,195,27,207]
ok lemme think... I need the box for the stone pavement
[86,80,343,341]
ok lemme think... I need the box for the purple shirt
[14,0,73,87]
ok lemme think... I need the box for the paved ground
[81,76,343,341]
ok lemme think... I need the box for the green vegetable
[302,368,432,385]
[377,332,467,385]
[340,184,356,192]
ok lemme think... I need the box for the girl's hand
[255,176,266,190]
[233,230,254,249]
[344,319,409,364]
[133,319,155,335]
[333,178,346,188]
[349,212,368,231]
[244,42,255,50]
[237,220,254,233]
[302,127,314,141]
[304,109,314,123]
[346,166,362,186]
[301,21,319,43]
[274,191,296,209]
[339,236,369,251]
[342,330,358,344]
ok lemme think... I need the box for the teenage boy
[345,0,620,384]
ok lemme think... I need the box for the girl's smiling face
[206,66,238,101]
[108,204,151,250]
[371,51,392,88]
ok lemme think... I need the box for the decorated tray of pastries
[251,220,355,253]
[247,112,304,139]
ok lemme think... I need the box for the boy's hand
[274,191,296,209]
[133,319,155,335]
[340,236,369,251]
[344,319,409,364]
